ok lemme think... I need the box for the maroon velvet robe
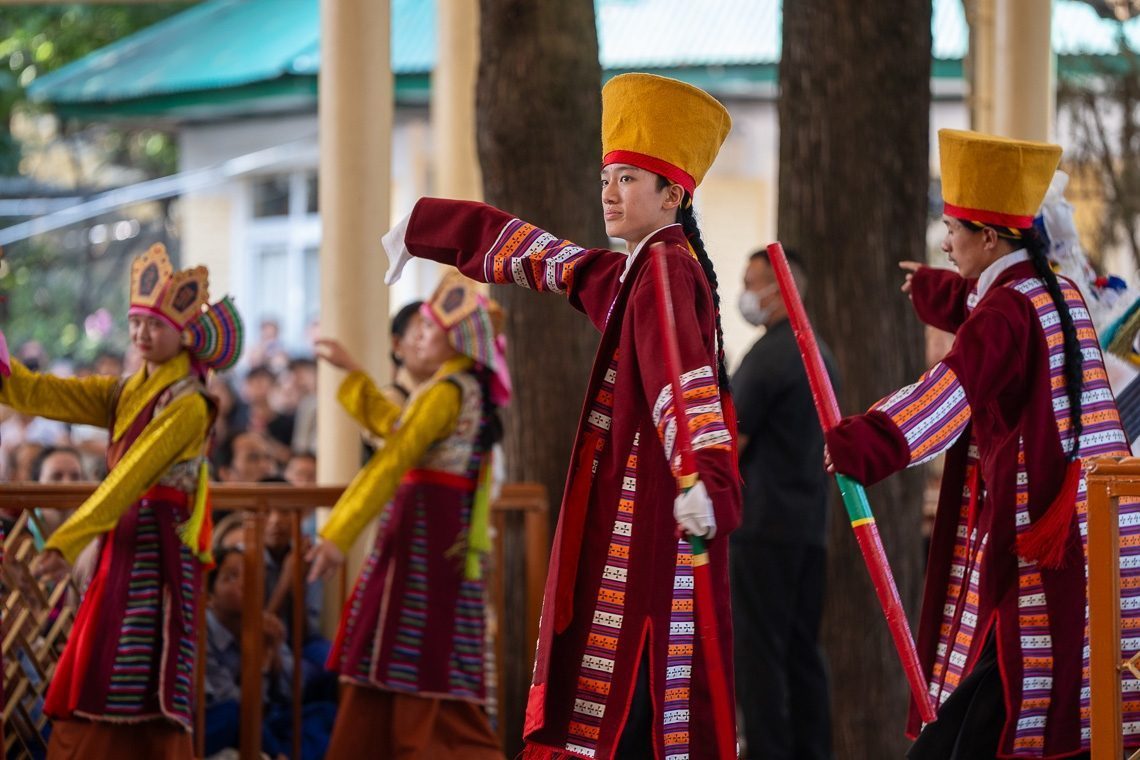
[826,260,1140,758]
[403,198,741,760]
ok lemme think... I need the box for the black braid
[1024,230,1085,460]
[651,176,730,389]
[473,366,504,452]
[677,202,730,391]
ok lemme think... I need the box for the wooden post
[291,512,305,760]
[965,0,996,133]
[993,0,1054,141]
[433,0,481,201]
[195,583,207,759]
[317,0,392,633]
[240,507,267,760]
[1087,461,1124,760]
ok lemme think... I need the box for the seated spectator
[259,476,332,679]
[243,365,294,458]
[288,358,318,454]
[92,349,124,378]
[1,442,44,535]
[246,318,289,372]
[208,372,251,444]
[204,546,335,760]
[283,451,316,487]
[27,446,86,544]
[215,431,278,483]
[3,447,87,759]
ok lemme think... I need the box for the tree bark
[476,0,606,753]
[778,2,932,756]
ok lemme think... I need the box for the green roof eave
[46,72,439,121]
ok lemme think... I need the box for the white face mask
[739,283,778,327]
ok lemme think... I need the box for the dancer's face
[128,314,183,366]
[940,216,1003,280]
[413,318,459,375]
[600,164,684,250]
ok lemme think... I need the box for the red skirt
[44,486,201,729]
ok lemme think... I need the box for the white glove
[382,212,413,285]
[674,479,716,539]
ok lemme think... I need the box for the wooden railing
[0,481,549,760]
[1085,456,1140,760]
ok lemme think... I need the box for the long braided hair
[473,366,504,452]
[656,177,730,390]
[963,220,1084,459]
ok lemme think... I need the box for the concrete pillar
[993,0,1055,141]
[317,0,392,613]
[432,0,482,200]
[967,0,996,134]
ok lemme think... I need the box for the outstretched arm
[387,198,628,331]
[826,298,1025,485]
[0,358,118,428]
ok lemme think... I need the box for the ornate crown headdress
[422,271,510,405]
[129,243,243,372]
[129,243,209,330]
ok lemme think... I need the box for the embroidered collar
[976,249,1029,300]
[112,350,193,442]
[621,223,683,282]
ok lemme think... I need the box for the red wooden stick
[650,242,737,758]
[767,241,937,724]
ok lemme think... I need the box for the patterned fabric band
[185,296,244,372]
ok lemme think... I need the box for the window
[239,171,322,355]
[251,175,291,218]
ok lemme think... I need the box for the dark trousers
[730,540,832,760]
[908,634,1089,760]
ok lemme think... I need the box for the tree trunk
[778,2,932,756]
[476,0,606,753]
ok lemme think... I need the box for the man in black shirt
[730,248,835,759]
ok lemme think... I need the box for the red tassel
[1016,457,1082,569]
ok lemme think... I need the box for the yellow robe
[320,355,470,553]
[0,352,210,562]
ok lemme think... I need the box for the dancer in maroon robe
[383,73,742,759]
[826,130,1140,759]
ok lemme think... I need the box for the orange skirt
[47,719,192,760]
[325,683,505,759]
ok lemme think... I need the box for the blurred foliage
[1058,28,1140,273]
[0,4,191,176]
[0,5,190,363]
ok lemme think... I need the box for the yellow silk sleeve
[0,358,119,428]
[45,392,210,563]
[337,370,402,439]
[321,380,462,552]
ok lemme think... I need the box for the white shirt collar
[975,248,1029,300]
[620,223,682,282]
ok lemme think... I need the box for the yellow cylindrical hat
[602,73,731,195]
[939,129,1062,230]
